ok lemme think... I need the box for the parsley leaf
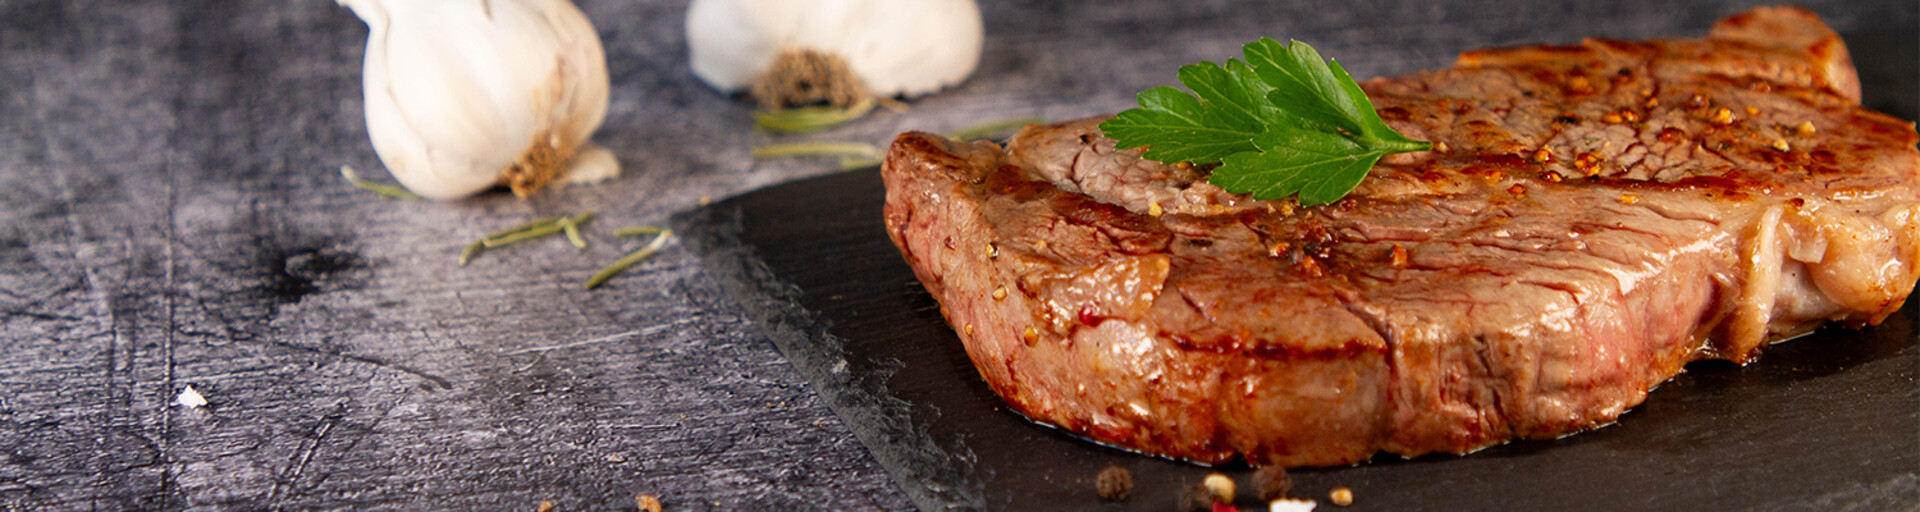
[1100,39,1430,206]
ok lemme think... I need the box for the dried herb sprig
[839,156,882,170]
[753,96,877,133]
[340,165,423,201]
[612,226,668,237]
[459,240,486,266]
[585,228,673,290]
[949,116,1045,141]
[459,213,591,265]
[461,216,557,266]
[559,212,595,249]
[750,141,886,170]
[482,221,567,248]
[749,141,883,160]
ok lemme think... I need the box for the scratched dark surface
[0,0,1913,511]
[677,168,1919,512]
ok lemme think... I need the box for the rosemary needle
[558,212,595,249]
[949,117,1045,141]
[585,229,672,290]
[562,224,587,249]
[840,156,882,170]
[750,142,883,160]
[340,165,423,201]
[460,214,591,265]
[484,216,562,238]
[463,218,558,266]
[563,211,596,227]
[482,223,566,247]
[753,96,877,133]
[482,213,591,248]
[613,226,667,237]
[459,240,485,266]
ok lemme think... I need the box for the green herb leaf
[1100,85,1261,165]
[1100,39,1430,205]
[1217,130,1381,206]
[1244,39,1364,135]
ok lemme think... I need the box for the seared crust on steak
[881,6,1920,466]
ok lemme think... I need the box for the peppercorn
[1709,107,1735,126]
[1566,75,1594,94]
[1095,465,1133,502]
[1658,127,1687,144]
[1574,152,1605,176]
[1203,473,1237,503]
[635,494,663,512]
[1254,465,1293,501]
[1180,483,1215,512]
[1531,148,1554,164]
[1330,486,1355,507]
[1268,242,1292,258]
[1296,256,1325,278]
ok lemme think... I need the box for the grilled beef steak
[882,6,1920,466]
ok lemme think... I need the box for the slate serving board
[674,166,1919,511]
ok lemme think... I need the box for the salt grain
[174,385,208,409]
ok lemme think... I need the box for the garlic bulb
[341,0,618,200]
[686,0,984,106]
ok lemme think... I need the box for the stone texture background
[0,0,1912,510]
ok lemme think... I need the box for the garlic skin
[686,0,984,99]
[341,0,617,200]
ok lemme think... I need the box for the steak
[881,6,1920,466]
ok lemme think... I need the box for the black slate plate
[673,167,1919,511]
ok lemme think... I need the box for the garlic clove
[686,0,984,100]
[342,0,613,200]
[563,143,621,185]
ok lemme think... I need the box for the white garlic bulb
[686,0,984,100]
[341,0,618,200]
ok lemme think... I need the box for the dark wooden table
[1,0,1913,510]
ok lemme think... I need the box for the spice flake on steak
[881,6,1920,467]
